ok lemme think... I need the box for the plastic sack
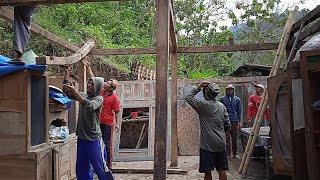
[49,125,69,140]
[293,34,320,62]
[22,50,38,64]
[58,126,69,140]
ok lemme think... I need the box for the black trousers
[225,121,238,156]
[13,6,36,54]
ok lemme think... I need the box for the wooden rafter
[0,7,79,52]
[287,5,320,47]
[169,0,177,52]
[288,19,320,46]
[89,43,279,55]
[0,0,119,6]
[36,41,94,65]
[291,5,320,34]
[177,43,278,53]
[90,48,156,55]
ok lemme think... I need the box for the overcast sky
[220,0,319,27]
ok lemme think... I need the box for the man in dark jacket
[185,81,230,180]
[220,84,242,159]
[62,66,113,180]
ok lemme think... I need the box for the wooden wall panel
[37,149,53,180]
[59,143,71,176]
[0,71,27,100]
[268,73,293,176]
[0,146,52,180]
[53,134,77,180]
[0,111,27,156]
[69,137,77,179]
[0,155,35,180]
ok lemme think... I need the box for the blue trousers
[100,123,112,169]
[76,138,114,180]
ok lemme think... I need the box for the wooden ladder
[238,6,299,175]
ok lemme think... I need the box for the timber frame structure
[1,1,320,179]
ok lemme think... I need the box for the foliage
[0,0,311,79]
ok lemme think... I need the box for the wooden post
[170,52,178,168]
[79,64,86,93]
[154,0,169,179]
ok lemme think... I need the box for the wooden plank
[90,47,156,55]
[300,50,320,180]
[154,0,169,179]
[0,0,119,6]
[177,43,279,53]
[169,0,177,52]
[0,155,35,179]
[291,5,320,34]
[179,76,268,84]
[169,52,178,168]
[36,41,94,65]
[79,63,87,92]
[90,43,279,55]
[118,76,268,85]
[112,168,188,175]
[69,135,77,179]
[0,7,79,53]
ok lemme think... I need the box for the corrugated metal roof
[229,63,275,77]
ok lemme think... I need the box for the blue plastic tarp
[0,55,47,77]
[49,85,71,110]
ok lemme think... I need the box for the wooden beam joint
[36,41,94,65]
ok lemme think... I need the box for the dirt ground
[104,154,267,180]
[93,137,269,180]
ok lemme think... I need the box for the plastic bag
[293,34,320,62]
[49,125,69,140]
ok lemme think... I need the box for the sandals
[7,59,25,66]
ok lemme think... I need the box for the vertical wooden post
[170,52,178,168]
[79,64,86,93]
[154,0,169,179]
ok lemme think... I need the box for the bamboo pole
[238,7,298,174]
[238,89,267,172]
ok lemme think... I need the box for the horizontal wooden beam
[90,48,156,55]
[0,7,79,52]
[177,43,278,53]
[90,43,279,55]
[112,168,188,175]
[178,76,269,84]
[117,76,268,85]
[291,5,320,34]
[36,41,94,65]
[0,0,119,6]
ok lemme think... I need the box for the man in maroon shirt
[100,78,120,169]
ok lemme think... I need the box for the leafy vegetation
[0,0,311,79]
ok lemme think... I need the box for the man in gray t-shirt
[185,81,231,180]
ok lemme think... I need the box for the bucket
[131,112,138,118]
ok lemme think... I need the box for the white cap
[254,84,265,89]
